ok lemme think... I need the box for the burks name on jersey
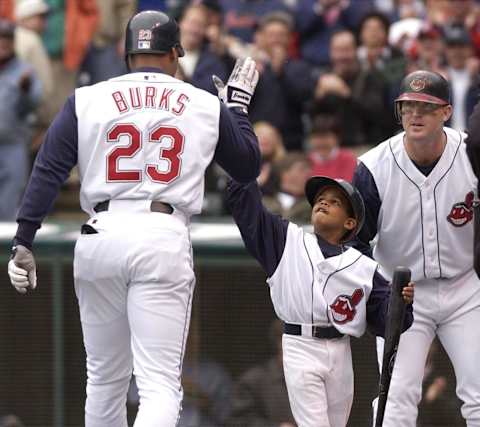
[112,85,190,116]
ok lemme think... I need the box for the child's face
[311,186,357,241]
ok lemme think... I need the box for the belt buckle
[312,325,322,338]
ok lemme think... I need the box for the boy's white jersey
[75,71,221,217]
[359,127,478,281]
[267,223,378,337]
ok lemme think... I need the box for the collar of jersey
[316,234,344,258]
[131,66,166,74]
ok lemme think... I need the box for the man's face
[311,186,356,237]
[330,32,357,77]
[360,16,387,48]
[179,7,208,50]
[20,14,47,34]
[0,37,14,64]
[258,21,290,54]
[445,43,472,69]
[399,100,452,142]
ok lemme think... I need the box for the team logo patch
[330,288,364,324]
[138,29,152,40]
[410,78,426,92]
[447,191,474,227]
[138,41,151,49]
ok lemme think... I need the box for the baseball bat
[375,266,411,427]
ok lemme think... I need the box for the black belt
[94,200,173,214]
[284,323,344,339]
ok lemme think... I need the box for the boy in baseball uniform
[226,175,414,427]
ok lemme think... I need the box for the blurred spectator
[425,0,480,59]
[295,0,374,67]
[228,319,296,427]
[14,0,53,100]
[79,0,135,85]
[42,0,98,117]
[443,24,480,132]
[178,324,233,427]
[375,0,426,22]
[406,22,447,76]
[255,121,286,197]
[252,12,316,150]
[417,339,464,427]
[14,0,54,150]
[220,0,291,43]
[0,19,42,220]
[312,29,394,148]
[357,11,407,86]
[0,1,13,20]
[262,152,311,224]
[0,415,25,427]
[307,115,357,182]
[178,4,228,94]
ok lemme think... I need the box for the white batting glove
[212,57,259,113]
[8,245,37,294]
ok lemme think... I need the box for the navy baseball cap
[305,176,365,235]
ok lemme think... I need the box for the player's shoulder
[358,132,404,170]
[444,126,467,147]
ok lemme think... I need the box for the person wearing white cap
[15,0,49,33]
[14,0,53,139]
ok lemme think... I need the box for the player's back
[75,71,221,217]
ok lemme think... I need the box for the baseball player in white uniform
[226,175,414,427]
[353,70,480,426]
[7,10,261,427]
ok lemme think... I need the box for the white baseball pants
[282,334,353,427]
[378,269,480,427]
[73,208,195,427]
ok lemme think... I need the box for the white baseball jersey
[75,72,220,216]
[268,223,378,337]
[359,127,478,282]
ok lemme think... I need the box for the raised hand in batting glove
[8,245,37,294]
[212,57,259,113]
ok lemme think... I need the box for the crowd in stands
[1,0,480,221]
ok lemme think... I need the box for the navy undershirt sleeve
[15,95,78,249]
[226,180,288,277]
[367,270,414,337]
[214,103,261,183]
[351,162,381,255]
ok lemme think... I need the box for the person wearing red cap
[354,70,480,427]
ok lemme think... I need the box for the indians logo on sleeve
[330,288,364,324]
[447,191,474,227]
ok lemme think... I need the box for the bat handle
[391,266,411,298]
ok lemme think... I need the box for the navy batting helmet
[125,10,184,61]
[395,70,450,106]
[305,176,365,239]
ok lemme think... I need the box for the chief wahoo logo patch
[447,191,474,227]
[330,288,364,324]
